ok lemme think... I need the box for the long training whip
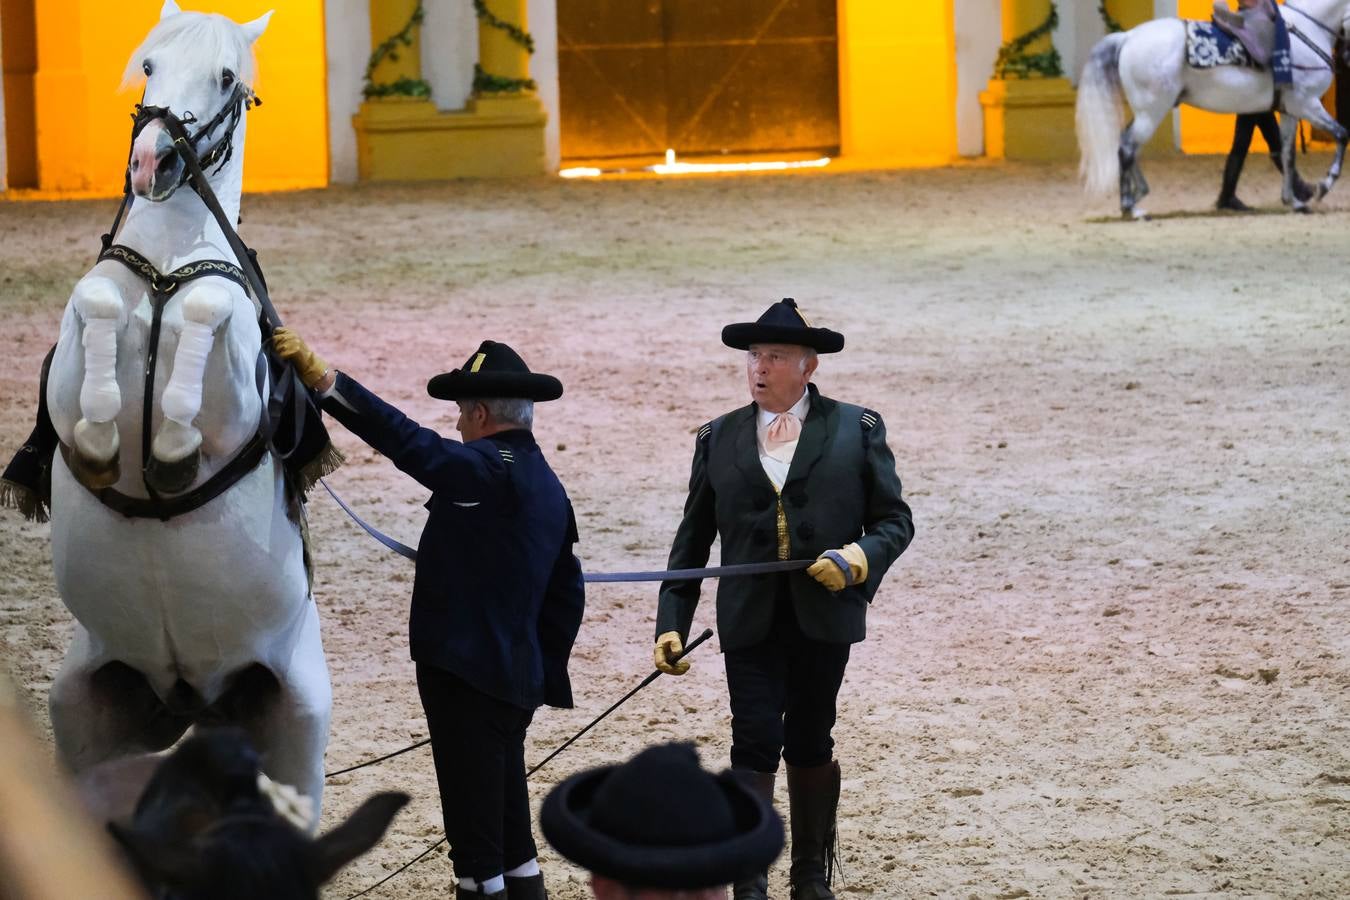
[340,629,715,899]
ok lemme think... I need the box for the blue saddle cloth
[1186,18,1292,85]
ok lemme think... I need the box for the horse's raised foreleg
[148,281,233,494]
[70,277,126,489]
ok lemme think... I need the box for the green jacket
[656,384,913,650]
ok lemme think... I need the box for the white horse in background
[1077,0,1350,217]
[44,1,331,812]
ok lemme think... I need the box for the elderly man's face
[746,343,817,413]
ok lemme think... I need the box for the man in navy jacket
[274,329,584,900]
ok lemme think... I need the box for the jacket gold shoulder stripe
[697,423,712,442]
[860,410,879,431]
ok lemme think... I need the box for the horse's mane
[120,12,257,91]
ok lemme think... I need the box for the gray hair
[475,397,534,430]
[799,349,818,373]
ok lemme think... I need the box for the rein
[1283,3,1348,69]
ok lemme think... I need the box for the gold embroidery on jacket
[773,488,790,560]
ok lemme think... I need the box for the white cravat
[756,390,810,489]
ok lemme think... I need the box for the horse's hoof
[1131,208,1151,222]
[68,450,121,491]
[145,451,200,495]
[1293,203,1313,215]
[70,420,120,490]
[147,420,202,494]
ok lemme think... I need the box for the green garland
[473,0,536,94]
[1099,1,1124,33]
[473,63,537,94]
[363,2,432,100]
[994,3,1064,79]
[473,0,535,54]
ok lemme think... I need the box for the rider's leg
[1218,114,1258,210]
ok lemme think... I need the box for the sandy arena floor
[1,155,1348,899]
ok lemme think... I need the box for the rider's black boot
[1217,151,1251,211]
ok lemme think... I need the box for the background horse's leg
[1277,113,1308,211]
[150,281,233,494]
[1119,113,1163,220]
[69,277,126,488]
[1296,104,1348,200]
[50,627,190,771]
[229,602,332,825]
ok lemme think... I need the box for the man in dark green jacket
[653,299,913,900]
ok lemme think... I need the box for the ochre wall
[28,0,327,195]
[838,0,957,164]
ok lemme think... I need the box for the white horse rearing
[1078,0,1350,217]
[43,2,331,812]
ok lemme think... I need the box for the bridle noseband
[130,82,260,190]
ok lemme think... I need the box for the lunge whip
[339,628,715,899]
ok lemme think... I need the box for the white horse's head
[122,1,271,200]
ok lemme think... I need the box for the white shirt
[756,389,811,490]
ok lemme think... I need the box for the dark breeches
[416,664,536,880]
[723,584,852,773]
[1230,111,1282,164]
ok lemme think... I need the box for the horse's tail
[1076,32,1128,197]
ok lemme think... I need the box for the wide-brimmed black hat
[540,743,783,889]
[426,340,563,402]
[722,297,844,353]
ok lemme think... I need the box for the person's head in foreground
[540,742,784,899]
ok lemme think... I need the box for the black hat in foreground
[540,743,783,890]
[426,340,563,402]
[721,297,844,353]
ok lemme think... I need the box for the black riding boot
[1216,151,1252,211]
[456,888,505,900]
[733,770,776,900]
[505,873,547,900]
[787,761,841,900]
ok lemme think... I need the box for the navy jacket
[323,373,585,711]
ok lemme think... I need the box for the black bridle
[82,84,311,521]
[132,82,258,184]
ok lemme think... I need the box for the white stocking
[160,320,214,425]
[80,318,122,423]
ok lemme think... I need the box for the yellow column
[477,0,532,92]
[837,0,956,165]
[367,0,423,86]
[353,0,547,180]
[1003,0,1053,53]
[979,0,1077,161]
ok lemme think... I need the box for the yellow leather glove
[807,542,869,592]
[654,631,690,676]
[271,327,329,389]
